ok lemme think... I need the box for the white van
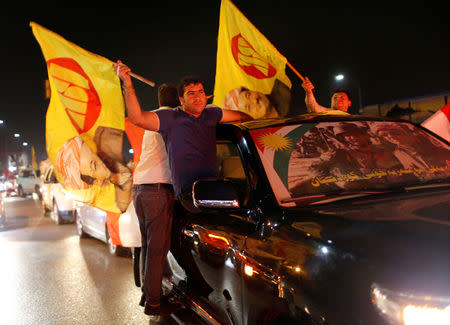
[41,165,75,224]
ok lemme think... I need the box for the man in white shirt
[131,83,181,317]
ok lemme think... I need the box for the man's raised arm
[114,60,160,131]
[302,77,329,113]
[220,109,253,123]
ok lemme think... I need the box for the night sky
[1,3,449,163]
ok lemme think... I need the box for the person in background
[131,84,181,317]
[302,76,352,113]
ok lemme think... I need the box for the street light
[14,133,20,138]
[0,120,3,125]
[23,142,28,147]
[334,73,363,113]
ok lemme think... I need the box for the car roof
[221,113,409,131]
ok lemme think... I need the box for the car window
[44,169,50,181]
[216,140,249,204]
[50,170,57,183]
[250,121,450,207]
[44,168,56,183]
[19,170,34,178]
[217,141,245,180]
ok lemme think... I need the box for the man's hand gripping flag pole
[129,71,155,87]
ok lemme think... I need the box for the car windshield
[20,170,34,178]
[250,121,450,207]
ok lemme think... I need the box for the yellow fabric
[213,0,291,108]
[30,22,125,213]
[31,146,38,170]
[317,110,350,116]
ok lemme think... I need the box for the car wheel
[18,186,25,198]
[106,227,127,257]
[41,200,50,217]
[53,200,63,225]
[132,247,141,287]
[75,210,87,238]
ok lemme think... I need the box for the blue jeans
[132,183,174,306]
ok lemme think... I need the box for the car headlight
[371,283,450,325]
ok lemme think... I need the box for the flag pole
[129,72,156,87]
[287,61,305,82]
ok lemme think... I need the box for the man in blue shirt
[114,60,251,314]
[115,61,251,206]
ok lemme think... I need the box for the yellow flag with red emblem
[213,0,292,119]
[30,22,132,214]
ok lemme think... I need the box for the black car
[153,114,450,325]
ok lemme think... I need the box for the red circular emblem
[231,34,277,79]
[47,57,101,134]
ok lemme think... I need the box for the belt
[133,183,172,190]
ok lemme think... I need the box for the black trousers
[132,183,174,306]
[171,192,213,296]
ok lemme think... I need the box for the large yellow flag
[213,0,292,119]
[30,22,132,213]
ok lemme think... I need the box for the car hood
[284,189,450,296]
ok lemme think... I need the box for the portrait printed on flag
[222,79,291,119]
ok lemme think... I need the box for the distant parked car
[3,174,17,197]
[0,176,5,194]
[16,169,42,199]
[0,187,5,227]
[41,165,75,224]
[75,200,141,256]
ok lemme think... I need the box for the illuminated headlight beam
[371,284,450,325]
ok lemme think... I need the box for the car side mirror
[193,179,240,209]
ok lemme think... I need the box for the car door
[77,202,91,232]
[87,204,107,240]
[42,168,54,208]
[175,137,258,325]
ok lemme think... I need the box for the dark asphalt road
[0,196,195,325]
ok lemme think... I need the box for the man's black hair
[158,83,180,108]
[178,76,206,97]
[331,88,351,100]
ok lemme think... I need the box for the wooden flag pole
[129,72,156,87]
[287,61,305,82]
